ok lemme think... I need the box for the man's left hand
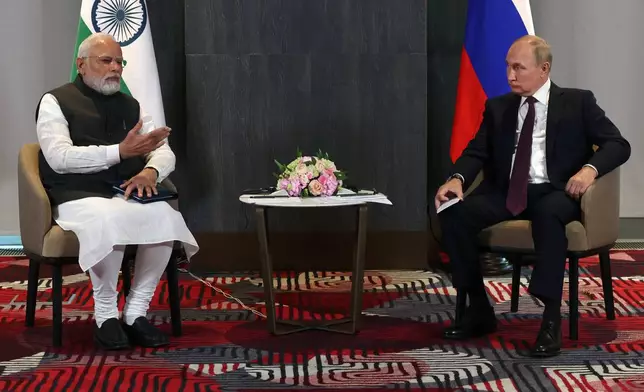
[121,168,158,199]
[565,166,597,200]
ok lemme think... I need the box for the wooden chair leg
[165,255,182,337]
[25,259,40,327]
[51,264,63,347]
[599,250,616,320]
[568,255,579,340]
[510,257,522,313]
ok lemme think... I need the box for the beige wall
[0,1,80,236]
[531,0,644,217]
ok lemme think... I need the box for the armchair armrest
[160,177,179,211]
[161,178,177,193]
[581,167,620,249]
[429,171,484,242]
[18,144,52,255]
[464,171,484,197]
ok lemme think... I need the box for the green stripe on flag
[70,18,132,96]
[119,79,132,96]
[70,19,91,82]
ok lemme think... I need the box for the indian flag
[70,0,166,127]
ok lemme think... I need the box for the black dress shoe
[94,318,131,350]
[443,306,497,340]
[122,317,170,348]
[530,319,562,358]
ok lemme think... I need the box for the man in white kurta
[36,33,198,349]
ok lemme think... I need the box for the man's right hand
[118,120,171,159]
[434,178,464,210]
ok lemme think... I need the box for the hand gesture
[119,120,171,159]
[434,178,464,210]
[120,168,158,199]
[565,166,597,200]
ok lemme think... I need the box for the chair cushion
[167,199,179,211]
[41,226,80,258]
[39,224,182,260]
[478,220,589,252]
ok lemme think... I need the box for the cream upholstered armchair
[18,143,183,347]
[432,167,618,340]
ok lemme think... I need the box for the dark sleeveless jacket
[36,75,146,206]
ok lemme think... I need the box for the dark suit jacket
[452,83,631,193]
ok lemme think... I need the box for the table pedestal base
[268,318,359,335]
[255,205,368,335]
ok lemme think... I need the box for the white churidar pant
[54,195,199,327]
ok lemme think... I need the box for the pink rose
[295,163,308,175]
[318,172,338,196]
[320,158,336,172]
[315,160,326,173]
[308,179,323,196]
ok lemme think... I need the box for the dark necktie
[506,96,536,216]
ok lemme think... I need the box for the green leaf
[274,159,287,173]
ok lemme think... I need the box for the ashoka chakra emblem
[91,0,147,47]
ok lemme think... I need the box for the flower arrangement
[275,150,346,197]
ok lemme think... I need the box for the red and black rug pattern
[0,250,644,391]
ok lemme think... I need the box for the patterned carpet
[0,251,643,391]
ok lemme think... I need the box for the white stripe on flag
[511,0,535,35]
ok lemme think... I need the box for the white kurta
[36,93,199,271]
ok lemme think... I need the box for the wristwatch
[447,173,465,184]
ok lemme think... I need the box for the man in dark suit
[434,35,630,357]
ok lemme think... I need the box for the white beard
[84,75,121,95]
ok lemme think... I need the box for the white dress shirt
[36,93,175,183]
[452,78,597,186]
[35,92,198,273]
[511,78,551,183]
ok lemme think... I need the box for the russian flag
[450,0,535,162]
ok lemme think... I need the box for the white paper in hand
[437,197,461,214]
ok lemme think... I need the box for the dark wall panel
[184,0,427,233]
[426,0,468,190]
[185,54,314,232]
[186,0,426,55]
[147,0,188,193]
[425,0,467,244]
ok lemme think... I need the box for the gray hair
[514,35,553,67]
[530,37,553,66]
[77,32,116,58]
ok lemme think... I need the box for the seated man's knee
[438,201,467,225]
[532,199,573,227]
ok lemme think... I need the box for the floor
[0,250,642,391]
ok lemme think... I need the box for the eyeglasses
[86,56,127,68]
